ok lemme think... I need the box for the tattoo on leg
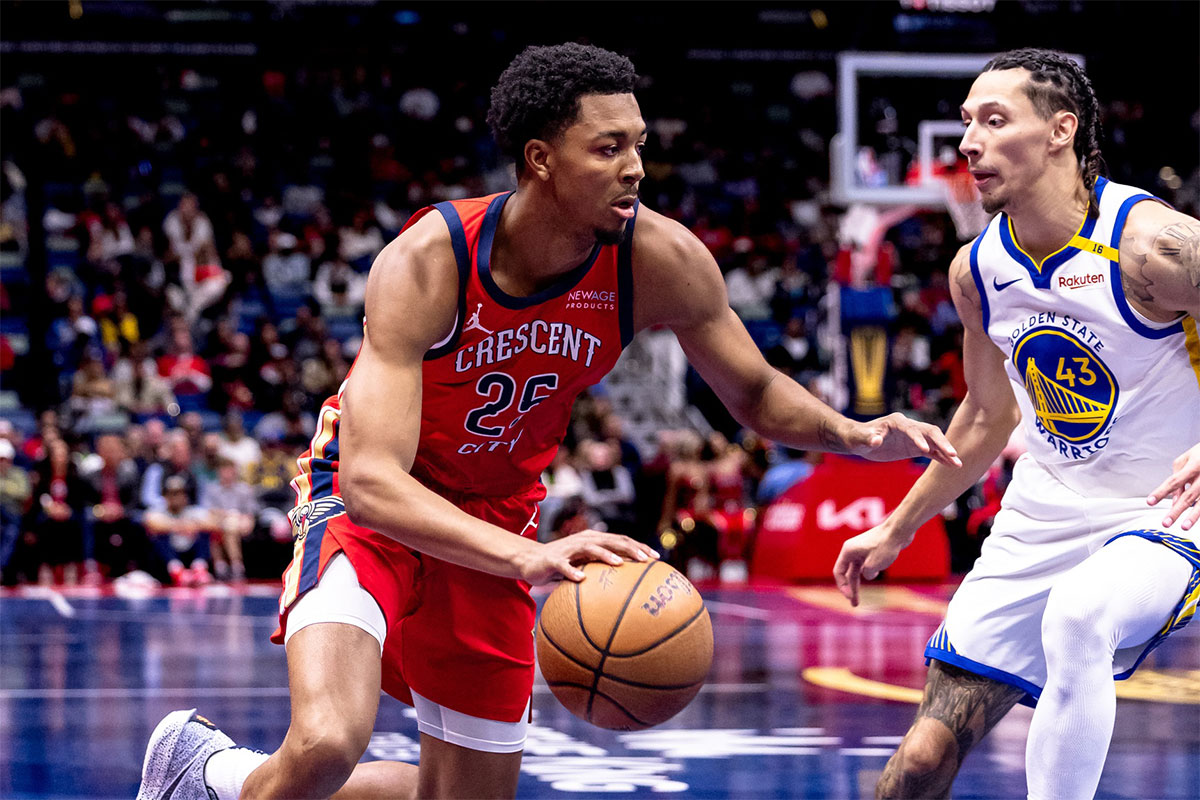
[878,663,1023,799]
[918,662,1024,766]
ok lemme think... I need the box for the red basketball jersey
[410,191,635,496]
[289,190,636,517]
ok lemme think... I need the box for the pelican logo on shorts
[288,496,347,542]
[1012,326,1118,455]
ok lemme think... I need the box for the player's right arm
[833,244,1023,605]
[337,215,654,584]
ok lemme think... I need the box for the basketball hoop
[939,171,993,241]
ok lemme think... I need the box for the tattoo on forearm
[818,417,844,453]
[1155,221,1200,291]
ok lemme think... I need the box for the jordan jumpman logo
[463,303,493,335]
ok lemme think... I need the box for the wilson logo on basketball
[641,571,695,617]
[1057,272,1105,290]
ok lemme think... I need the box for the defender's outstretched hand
[517,531,659,585]
[833,525,907,607]
[1148,442,1200,531]
[846,413,962,467]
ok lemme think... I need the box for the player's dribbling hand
[847,413,962,467]
[1148,442,1200,531]
[833,525,908,607]
[519,531,659,585]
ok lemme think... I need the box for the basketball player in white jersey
[834,48,1200,800]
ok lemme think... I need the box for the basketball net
[939,171,992,241]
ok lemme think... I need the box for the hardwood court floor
[2,580,1197,799]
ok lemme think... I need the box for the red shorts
[271,483,545,723]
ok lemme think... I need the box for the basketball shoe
[137,708,231,799]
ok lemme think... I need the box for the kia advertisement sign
[751,455,949,581]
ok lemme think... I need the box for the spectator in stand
[170,240,230,326]
[600,413,642,479]
[216,410,261,476]
[126,421,166,476]
[157,326,212,399]
[47,294,100,378]
[84,200,136,278]
[0,438,32,583]
[68,350,119,426]
[177,411,206,458]
[94,291,141,360]
[140,429,198,512]
[658,430,720,577]
[540,447,584,542]
[299,337,350,404]
[252,390,314,444]
[113,341,177,417]
[246,434,306,544]
[254,325,300,413]
[0,420,29,470]
[724,249,779,322]
[162,192,216,288]
[261,230,311,304]
[208,319,256,411]
[337,207,385,271]
[311,254,367,320]
[279,304,327,363]
[144,474,213,586]
[690,213,734,264]
[703,431,754,569]
[765,315,822,381]
[85,433,145,580]
[21,409,62,464]
[578,439,637,533]
[200,457,259,581]
[192,432,220,485]
[31,438,89,584]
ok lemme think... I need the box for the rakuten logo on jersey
[565,289,616,311]
[1057,272,1106,290]
[815,497,888,531]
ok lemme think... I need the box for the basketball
[536,559,713,730]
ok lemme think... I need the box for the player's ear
[1048,110,1078,155]
[524,139,553,182]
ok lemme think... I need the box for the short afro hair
[487,43,638,171]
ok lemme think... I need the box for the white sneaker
[137,708,233,800]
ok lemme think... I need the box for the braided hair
[984,48,1108,217]
[487,43,638,175]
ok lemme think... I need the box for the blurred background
[0,0,1196,589]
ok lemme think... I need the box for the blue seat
[326,315,362,342]
[173,393,211,413]
[0,315,27,334]
[744,319,782,350]
[0,408,37,437]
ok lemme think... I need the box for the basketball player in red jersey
[138,43,959,800]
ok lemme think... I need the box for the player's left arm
[630,208,960,466]
[1121,202,1200,529]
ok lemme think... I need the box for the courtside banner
[751,455,950,581]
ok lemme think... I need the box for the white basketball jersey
[970,177,1200,498]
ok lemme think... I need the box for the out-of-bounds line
[701,600,773,620]
[0,686,292,699]
[2,682,776,700]
[23,586,75,618]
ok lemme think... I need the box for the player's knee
[877,721,958,799]
[1042,585,1109,656]
[285,719,371,782]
